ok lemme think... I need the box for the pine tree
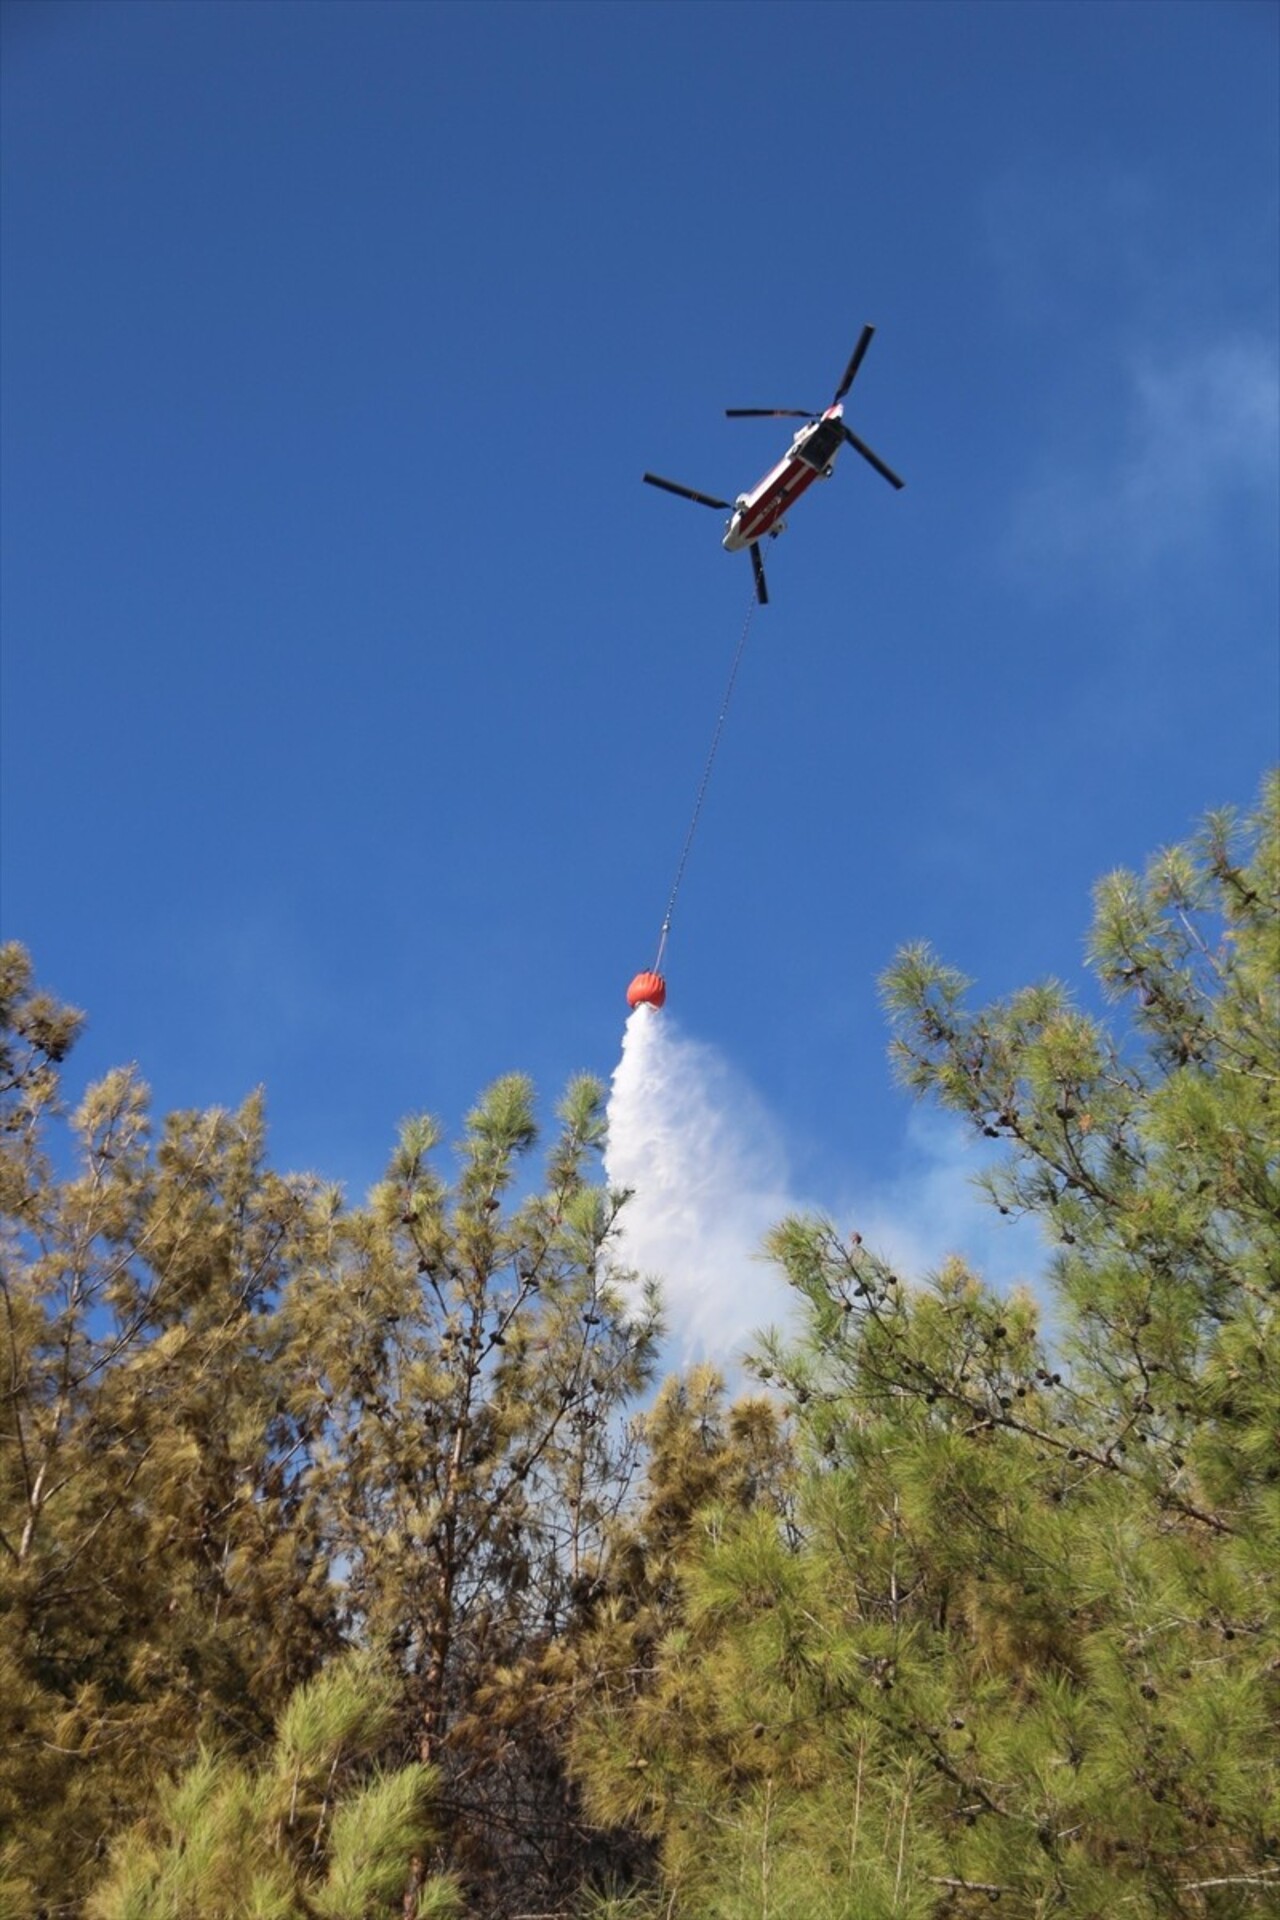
[1,943,661,1914]
[883,774,1278,1522]
[281,1073,660,1913]
[1,945,338,1908]
[85,1653,460,1919]
[563,1369,796,1914]
[567,778,1280,1918]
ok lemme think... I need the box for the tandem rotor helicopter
[643,324,904,604]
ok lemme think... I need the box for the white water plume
[604,1006,801,1369]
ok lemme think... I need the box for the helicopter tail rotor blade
[725,408,812,419]
[750,542,769,605]
[841,426,905,491]
[643,472,732,511]
[833,325,875,403]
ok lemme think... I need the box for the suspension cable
[652,584,759,975]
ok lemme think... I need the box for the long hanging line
[652,584,760,975]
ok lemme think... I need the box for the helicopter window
[797,419,844,471]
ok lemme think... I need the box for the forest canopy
[2,774,1276,1919]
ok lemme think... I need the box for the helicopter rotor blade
[749,542,769,605]
[643,472,733,511]
[725,408,813,420]
[833,325,876,403]
[841,426,905,491]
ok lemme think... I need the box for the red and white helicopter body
[644,326,903,603]
[721,405,848,552]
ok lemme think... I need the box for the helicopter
[643,325,904,604]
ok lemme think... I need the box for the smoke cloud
[604,1005,801,1369]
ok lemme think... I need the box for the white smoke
[604,1005,801,1369]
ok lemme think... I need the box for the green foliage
[569,780,1280,1918]
[6,777,1276,1918]
[0,942,657,1913]
[0,945,339,1905]
[882,776,1279,1532]
[281,1068,659,1909]
[86,1655,459,1919]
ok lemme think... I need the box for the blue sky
[2,0,1277,1320]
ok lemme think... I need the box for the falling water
[603,1004,799,1369]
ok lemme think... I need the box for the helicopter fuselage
[722,406,844,552]
[642,324,902,605]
